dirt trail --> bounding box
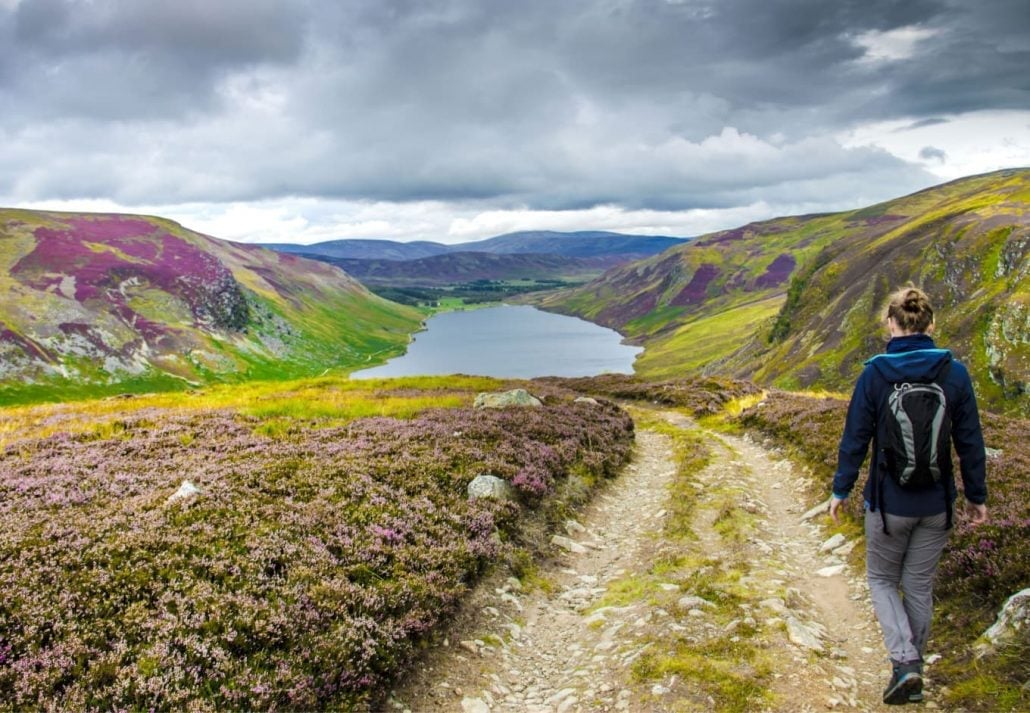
[390,409,942,712]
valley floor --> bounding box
[389,407,941,712]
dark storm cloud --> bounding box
[1,0,304,121]
[0,0,1026,211]
[848,0,1030,118]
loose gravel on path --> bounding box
[390,408,947,712]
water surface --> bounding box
[351,304,641,379]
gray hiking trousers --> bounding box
[864,509,950,664]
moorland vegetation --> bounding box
[0,376,634,710]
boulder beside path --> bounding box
[474,389,543,409]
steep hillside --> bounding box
[534,169,1030,414]
[312,251,621,285]
[0,210,422,402]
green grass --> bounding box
[0,374,504,447]
[633,296,783,379]
[632,642,773,713]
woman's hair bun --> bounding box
[887,286,934,333]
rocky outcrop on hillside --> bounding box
[986,300,1029,397]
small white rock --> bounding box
[816,564,847,578]
[166,480,201,505]
[460,697,490,713]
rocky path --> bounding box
[389,408,946,712]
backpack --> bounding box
[876,360,953,532]
[883,371,952,488]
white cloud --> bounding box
[9,195,851,246]
[850,25,940,64]
[839,110,1030,180]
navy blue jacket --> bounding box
[833,334,987,515]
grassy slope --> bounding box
[0,210,423,404]
[533,169,1030,415]
[759,170,1030,402]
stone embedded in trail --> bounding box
[551,535,588,554]
[786,616,825,652]
[467,474,517,501]
[556,697,578,713]
[820,534,846,552]
[677,595,714,610]
[759,598,788,615]
[565,519,587,535]
[473,388,542,409]
[801,497,832,521]
[460,696,490,713]
[832,539,859,557]
[574,396,600,405]
[546,688,577,707]
[816,564,846,577]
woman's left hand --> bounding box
[829,495,847,522]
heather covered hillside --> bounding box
[0,376,635,710]
[532,169,1029,415]
[0,210,422,403]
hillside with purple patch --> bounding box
[0,210,422,402]
[531,169,1030,415]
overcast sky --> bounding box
[2,0,1028,244]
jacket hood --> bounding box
[866,334,953,383]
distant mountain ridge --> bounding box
[532,169,1030,414]
[0,210,421,402]
[263,230,688,261]
[314,251,622,286]
[261,239,451,261]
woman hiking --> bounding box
[829,286,988,706]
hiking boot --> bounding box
[907,662,925,703]
[883,662,923,705]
